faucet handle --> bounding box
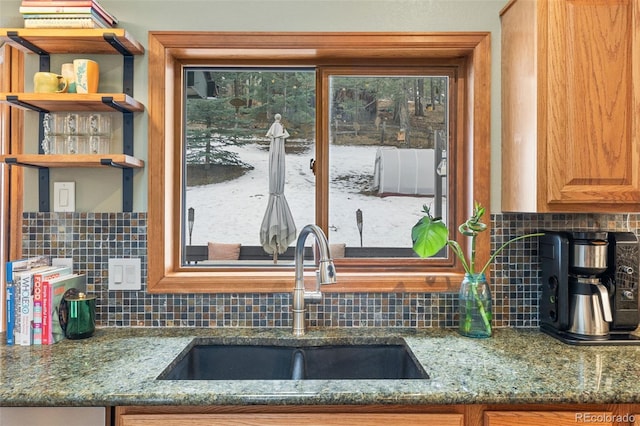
[304,290,323,304]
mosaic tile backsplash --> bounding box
[21,212,640,329]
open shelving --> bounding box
[0,28,145,212]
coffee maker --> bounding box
[539,231,640,344]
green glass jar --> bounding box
[62,292,96,340]
[458,273,492,338]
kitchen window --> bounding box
[147,32,491,294]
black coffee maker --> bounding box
[539,231,640,345]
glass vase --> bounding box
[458,273,492,338]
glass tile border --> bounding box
[21,212,640,329]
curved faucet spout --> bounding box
[292,224,337,336]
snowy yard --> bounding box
[185,143,441,250]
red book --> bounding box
[41,280,51,345]
[32,266,72,344]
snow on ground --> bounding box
[185,143,437,249]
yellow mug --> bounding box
[34,72,68,93]
[73,59,99,94]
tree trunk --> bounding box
[414,79,424,116]
[399,82,410,145]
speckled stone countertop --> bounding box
[2,327,640,407]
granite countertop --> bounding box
[2,327,640,407]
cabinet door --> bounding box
[119,413,463,426]
[485,411,613,426]
[546,0,640,208]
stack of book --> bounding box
[19,0,118,29]
[5,256,87,346]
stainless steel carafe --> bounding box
[568,277,612,337]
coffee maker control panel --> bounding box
[539,233,570,330]
[608,232,640,330]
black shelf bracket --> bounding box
[100,158,127,169]
[122,109,134,212]
[39,168,50,212]
[6,31,50,71]
[3,158,50,212]
[5,95,48,113]
[101,96,132,113]
[122,111,134,156]
[7,31,48,55]
[39,52,50,73]
[122,168,133,212]
[103,33,134,56]
[4,157,44,169]
[122,55,134,97]
[103,33,134,95]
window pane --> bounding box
[328,75,448,256]
[183,69,316,263]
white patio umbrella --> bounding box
[260,114,297,262]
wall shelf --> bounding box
[1,154,144,169]
[0,28,144,55]
[0,93,144,113]
[0,27,145,212]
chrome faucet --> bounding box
[292,224,337,336]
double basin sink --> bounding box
[158,338,429,380]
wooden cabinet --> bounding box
[118,413,463,426]
[0,28,145,212]
[485,410,613,426]
[116,405,640,426]
[501,0,640,212]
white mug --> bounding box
[73,59,100,94]
[61,63,76,93]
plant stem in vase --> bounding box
[459,273,492,338]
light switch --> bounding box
[108,258,141,291]
[53,182,75,212]
[59,188,69,206]
[114,265,123,283]
[125,265,136,283]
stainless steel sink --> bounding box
[157,340,429,380]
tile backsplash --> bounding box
[21,212,640,329]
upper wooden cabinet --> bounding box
[501,0,640,212]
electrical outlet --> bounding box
[108,258,141,291]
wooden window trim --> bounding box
[3,45,25,319]
[147,32,491,294]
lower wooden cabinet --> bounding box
[485,411,613,426]
[115,404,640,426]
[119,413,463,426]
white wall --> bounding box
[0,0,505,212]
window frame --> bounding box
[319,66,460,268]
[147,32,491,294]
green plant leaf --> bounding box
[411,215,449,258]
